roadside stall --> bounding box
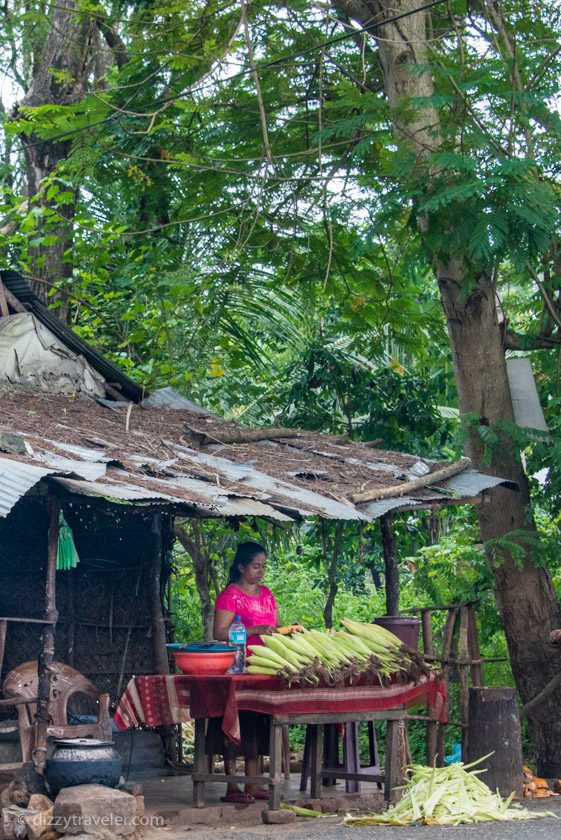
[114,667,446,808]
[0,272,513,813]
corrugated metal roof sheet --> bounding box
[52,476,292,521]
[168,442,364,520]
[0,459,53,517]
[34,453,107,481]
[439,469,517,495]
[142,387,215,415]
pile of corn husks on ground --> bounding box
[344,758,556,826]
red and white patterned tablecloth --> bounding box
[114,672,446,745]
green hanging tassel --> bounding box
[57,513,80,571]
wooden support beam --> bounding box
[3,287,27,314]
[466,604,483,686]
[34,497,60,772]
[421,609,437,766]
[0,617,53,625]
[0,282,9,318]
[380,513,399,615]
[436,607,458,765]
[151,513,170,676]
[0,620,6,683]
[458,606,470,758]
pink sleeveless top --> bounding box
[215,583,278,648]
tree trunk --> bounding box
[173,522,215,641]
[14,0,96,310]
[322,523,343,629]
[334,0,561,772]
[438,264,561,773]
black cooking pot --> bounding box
[45,738,122,795]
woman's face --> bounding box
[239,552,267,586]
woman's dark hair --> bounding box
[228,541,267,584]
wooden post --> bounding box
[193,718,206,807]
[421,609,437,765]
[151,513,170,676]
[466,687,523,797]
[0,281,9,318]
[151,514,178,763]
[436,607,458,766]
[0,619,7,683]
[385,718,401,802]
[323,523,342,629]
[466,604,483,686]
[380,513,399,614]
[66,568,75,668]
[268,720,283,810]
[458,606,470,757]
[34,497,60,772]
[310,724,324,798]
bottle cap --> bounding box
[234,615,241,622]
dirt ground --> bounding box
[141,774,561,840]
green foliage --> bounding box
[3,0,561,762]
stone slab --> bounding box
[53,785,137,836]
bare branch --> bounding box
[241,0,273,164]
[96,16,129,70]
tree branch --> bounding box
[504,329,561,351]
[241,0,273,164]
[96,16,130,70]
[528,263,561,332]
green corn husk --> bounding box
[343,756,557,827]
[246,665,279,675]
[280,803,329,817]
[248,655,296,672]
[247,644,286,665]
[257,620,434,687]
[341,618,402,649]
[263,635,305,666]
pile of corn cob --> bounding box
[246,619,431,687]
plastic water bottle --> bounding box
[228,615,246,673]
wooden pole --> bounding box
[0,619,7,683]
[67,568,75,668]
[150,513,177,764]
[466,604,483,686]
[458,606,470,758]
[323,523,342,629]
[34,496,60,772]
[421,609,437,765]
[436,607,458,766]
[150,513,170,676]
[380,514,399,615]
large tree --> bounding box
[331,0,561,771]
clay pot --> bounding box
[45,738,122,795]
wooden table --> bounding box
[192,707,406,810]
[114,672,446,810]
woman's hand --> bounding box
[250,624,276,636]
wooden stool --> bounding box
[300,721,382,793]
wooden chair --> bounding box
[2,660,111,762]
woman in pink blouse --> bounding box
[211,541,279,803]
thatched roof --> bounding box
[0,385,511,523]
[0,270,514,523]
